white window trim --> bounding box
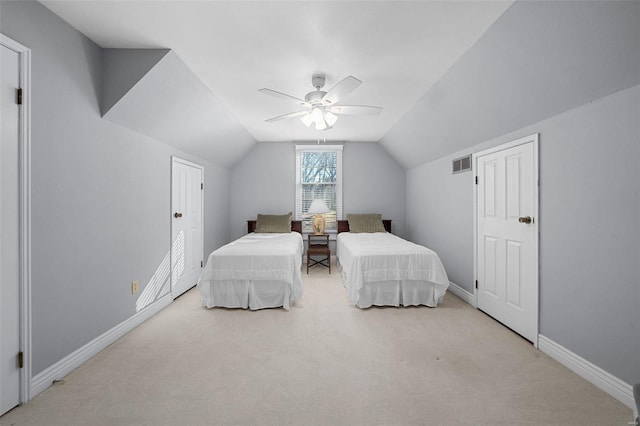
[295,144,343,237]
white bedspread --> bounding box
[337,232,449,307]
[197,232,304,309]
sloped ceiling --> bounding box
[40,1,512,152]
[39,1,639,170]
[102,49,256,168]
[102,48,170,115]
[381,1,640,169]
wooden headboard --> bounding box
[247,220,302,234]
[337,219,392,233]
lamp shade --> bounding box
[307,199,330,214]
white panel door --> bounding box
[476,138,538,343]
[1,43,21,416]
[171,158,203,298]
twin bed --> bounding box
[336,218,449,308]
[196,218,304,310]
[197,213,449,310]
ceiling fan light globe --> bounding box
[315,120,327,131]
[300,114,313,127]
[324,111,338,127]
[310,107,324,123]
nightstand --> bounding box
[307,234,330,274]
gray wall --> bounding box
[537,87,639,385]
[229,142,295,239]
[398,0,640,388]
[407,84,640,387]
[230,142,406,241]
[1,1,230,375]
[406,156,473,289]
[343,143,406,237]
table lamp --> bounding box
[308,199,330,234]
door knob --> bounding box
[518,216,532,224]
[174,212,183,218]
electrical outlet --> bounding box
[131,280,139,294]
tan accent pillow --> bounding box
[347,213,386,233]
[255,212,292,233]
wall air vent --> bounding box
[452,154,472,174]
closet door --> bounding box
[171,157,204,298]
[476,136,539,344]
[1,42,21,416]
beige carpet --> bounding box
[2,261,633,425]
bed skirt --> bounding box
[198,279,294,310]
[354,279,442,308]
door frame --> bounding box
[1,34,32,403]
[472,133,539,348]
[170,156,204,299]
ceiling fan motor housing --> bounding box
[305,90,327,105]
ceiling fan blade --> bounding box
[327,105,382,115]
[265,110,309,122]
[321,76,362,105]
[259,88,308,106]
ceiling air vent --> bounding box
[452,155,472,174]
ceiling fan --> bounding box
[259,74,382,131]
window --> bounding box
[295,145,343,233]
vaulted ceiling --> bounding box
[39,1,638,171]
[40,0,512,164]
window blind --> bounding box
[295,145,343,233]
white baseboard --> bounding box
[446,281,476,307]
[538,335,635,411]
[31,294,172,398]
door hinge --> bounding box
[475,176,478,185]
[17,88,23,105]
[201,260,203,267]
[201,183,203,190]
[475,279,478,289]
[18,351,24,369]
